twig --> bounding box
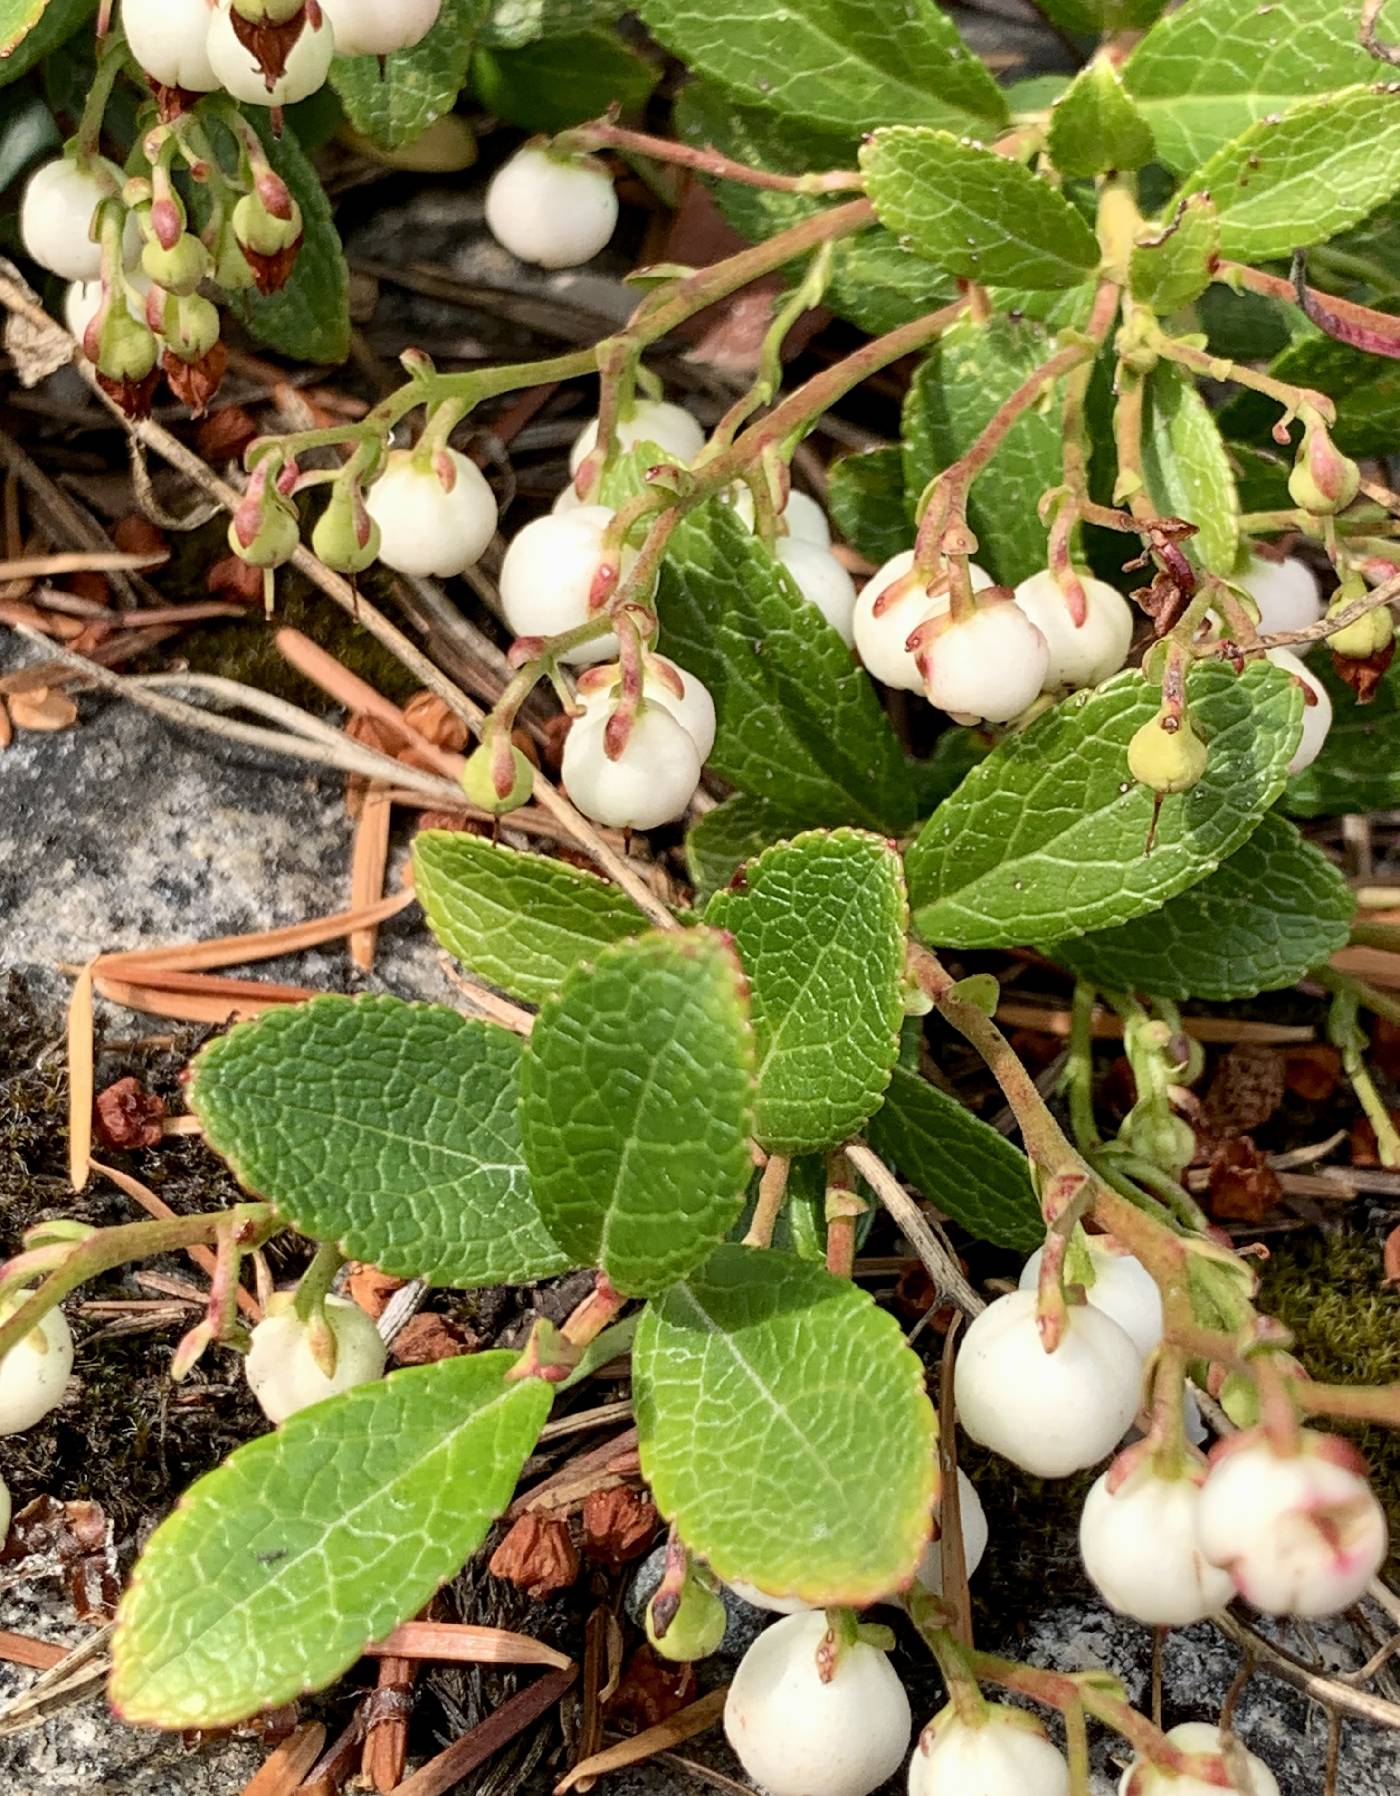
[92,1159,261,1321]
[1211,1612,1400,1730]
[0,550,165,580]
[846,1142,985,1316]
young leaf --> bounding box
[470,28,658,134]
[1185,86,1400,264]
[707,831,907,1156]
[1048,56,1154,179]
[414,831,646,1003]
[685,793,802,903]
[864,1065,1043,1252]
[1129,194,1219,313]
[109,1355,552,1728]
[634,1245,936,1604]
[637,0,1007,136]
[1284,657,1400,817]
[861,127,1099,291]
[1140,363,1239,575]
[332,0,489,151]
[906,660,1303,948]
[655,501,920,832]
[1123,0,1382,174]
[826,446,910,567]
[0,0,91,84]
[189,996,571,1288]
[519,931,755,1295]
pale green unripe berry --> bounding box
[160,290,221,361]
[231,0,303,20]
[1127,714,1208,794]
[461,742,534,815]
[312,485,380,573]
[93,306,159,382]
[231,191,304,258]
[1326,595,1393,660]
[141,232,213,296]
[245,1292,386,1424]
[645,1573,727,1662]
[229,497,301,569]
[1288,417,1359,515]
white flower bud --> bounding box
[122,0,220,90]
[1234,553,1322,639]
[1265,647,1332,774]
[853,550,993,693]
[244,1292,386,1424]
[1018,1238,1163,1360]
[0,1302,74,1434]
[914,1468,989,1595]
[205,1,336,107]
[909,1702,1070,1796]
[569,398,705,474]
[484,144,618,269]
[953,1289,1142,1478]
[562,703,701,829]
[500,505,636,665]
[575,656,716,762]
[1011,569,1134,690]
[1079,1457,1234,1626]
[727,1580,814,1614]
[21,158,133,282]
[318,0,440,56]
[783,488,832,547]
[777,539,858,646]
[1118,1722,1280,1796]
[924,601,1050,725]
[725,1610,912,1796]
[364,448,497,578]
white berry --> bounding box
[1195,1428,1388,1617]
[500,506,634,665]
[1265,647,1332,774]
[727,1581,815,1615]
[0,1301,74,1434]
[853,550,994,693]
[122,0,220,89]
[777,539,859,646]
[784,488,832,547]
[1235,553,1322,638]
[1118,1723,1280,1796]
[484,144,617,269]
[953,1289,1143,1478]
[576,656,716,762]
[65,269,153,345]
[318,0,440,56]
[245,1293,386,1425]
[923,601,1050,725]
[725,1610,911,1796]
[914,1468,989,1596]
[909,1702,1069,1796]
[20,158,127,283]
[569,398,705,475]
[1018,1238,1163,1360]
[1011,569,1134,691]
[562,703,701,829]
[205,1,336,107]
[365,448,497,578]
[1079,1458,1234,1626]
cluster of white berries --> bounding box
[244,1291,386,1424]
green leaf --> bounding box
[470,28,657,133]
[634,1245,936,1604]
[1045,815,1353,1000]
[861,127,1099,290]
[902,315,1071,588]
[1129,194,1220,313]
[636,0,1006,137]
[189,996,571,1288]
[656,501,919,832]
[707,831,907,1156]
[910,724,993,815]
[414,831,646,1003]
[906,660,1303,948]
[1228,442,1293,513]
[332,0,488,151]
[109,1355,552,1728]
[1186,86,1400,264]
[1036,0,1166,33]
[1140,363,1239,575]
[1123,0,1384,174]
[826,446,909,568]
[0,0,90,81]
[1048,56,1154,179]
[864,1066,1043,1252]
[519,931,755,1295]
[480,0,622,48]
[1283,657,1400,816]
[685,794,801,903]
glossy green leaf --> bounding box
[707,831,907,1156]
[1048,56,1154,178]
[634,1245,936,1604]
[1123,0,1383,174]
[685,794,802,903]
[110,1355,552,1727]
[1129,194,1220,313]
[0,0,90,81]
[414,831,646,1003]
[906,661,1303,948]
[332,0,489,150]
[1045,815,1354,1000]
[861,127,1099,291]
[637,0,1006,136]
[826,446,910,567]
[189,996,570,1288]
[519,931,755,1295]
[1036,0,1166,33]
[470,28,657,133]
[480,0,622,47]
[1283,657,1400,816]
[1140,363,1239,575]
[655,501,920,832]
[1228,442,1293,513]
[864,1065,1043,1252]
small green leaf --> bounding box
[826,446,910,568]
[906,661,1303,948]
[332,0,489,150]
[1140,363,1239,575]
[1129,194,1219,313]
[0,0,90,79]
[470,28,657,134]
[1284,656,1400,817]
[864,1066,1043,1252]
[189,996,571,1288]
[1228,442,1293,513]
[634,1245,936,1604]
[708,831,907,1156]
[685,794,802,903]
[109,1355,552,1727]
[1044,815,1354,1000]
[1186,86,1400,263]
[519,931,755,1295]
[480,0,622,48]
[414,831,646,1003]
[1048,56,1154,179]
[861,127,1099,291]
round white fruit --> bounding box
[853,551,994,693]
[725,1610,912,1796]
[1196,1429,1388,1617]
[1079,1460,1234,1626]
[365,448,497,578]
[953,1288,1143,1478]
[205,1,336,107]
[576,656,716,762]
[727,1581,814,1615]
[499,506,633,665]
[484,144,618,269]
[245,1293,386,1425]
[1117,1722,1280,1796]
[1018,1239,1163,1360]
[778,538,858,646]
[317,0,440,56]
[1011,569,1134,691]
[1235,553,1322,638]
[562,703,701,829]
[1265,647,1332,774]
[568,398,705,475]
[0,1301,74,1434]
[123,0,220,89]
[923,602,1050,725]
[914,1468,989,1595]
[20,159,127,282]
[909,1703,1070,1796]
[783,487,831,547]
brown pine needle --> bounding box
[1332,945,1400,991]
[0,1632,67,1672]
[275,627,466,780]
[92,1160,261,1320]
[349,786,392,972]
[555,1687,729,1794]
[94,890,413,978]
[239,1721,326,1796]
[365,1621,572,1670]
[67,961,94,1193]
[91,971,317,1025]
[391,1666,577,1796]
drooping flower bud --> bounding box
[1325,581,1394,661]
[1288,415,1360,515]
[1127,711,1208,794]
[460,740,534,815]
[141,230,212,296]
[228,464,301,568]
[311,480,380,574]
[85,303,161,418]
[157,292,227,414]
[230,183,304,294]
[645,1567,727,1663]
